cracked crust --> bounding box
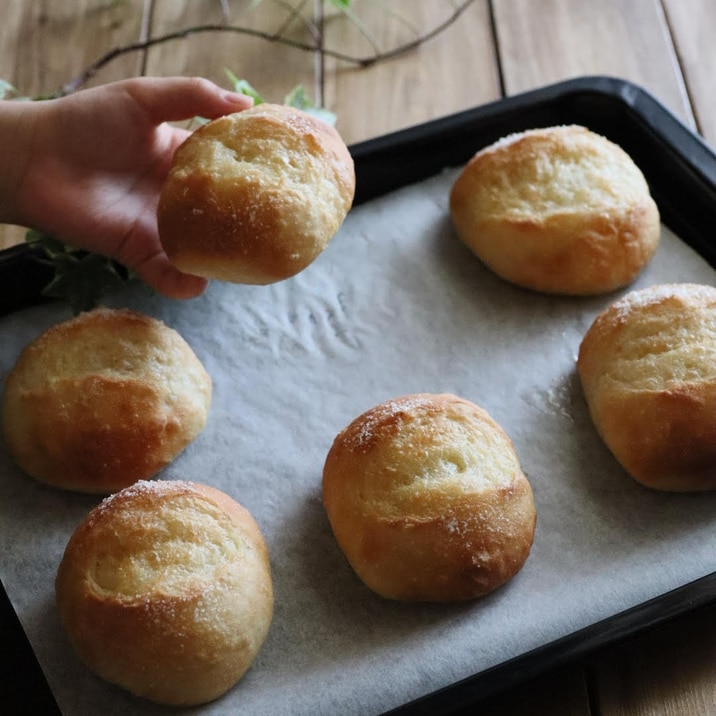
[449,125,660,295]
[2,308,211,493]
[322,393,536,602]
[158,104,355,285]
[55,480,273,705]
[578,283,716,490]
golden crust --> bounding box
[577,283,716,491]
[158,103,355,285]
[322,393,536,602]
[449,125,660,295]
[2,308,211,493]
[55,480,273,706]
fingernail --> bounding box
[223,91,253,107]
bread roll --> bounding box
[577,283,716,491]
[158,103,355,285]
[449,125,660,295]
[55,479,273,706]
[322,393,536,602]
[2,308,211,493]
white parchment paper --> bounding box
[2,167,716,715]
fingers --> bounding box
[115,212,210,300]
[133,251,210,300]
[121,76,253,125]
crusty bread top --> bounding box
[322,393,536,601]
[578,283,716,392]
[158,103,355,285]
[55,479,274,705]
[168,104,354,219]
[325,393,527,519]
[576,283,716,491]
[7,308,207,395]
[60,479,266,599]
[457,125,653,221]
[448,124,661,295]
[2,308,211,493]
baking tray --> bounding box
[2,76,716,714]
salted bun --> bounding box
[2,307,211,493]
[55,480,273,706]
[578,283,716,491]
[449,125,660,295]
[322,393,536,602]
[158,103,356,285]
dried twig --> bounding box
[61,0,477,95]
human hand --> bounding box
[3,77,252,299]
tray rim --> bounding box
[374,76,716,714]
[2,74,716,715]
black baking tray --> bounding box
[2,76,716,714]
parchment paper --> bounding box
[2,167,716,715]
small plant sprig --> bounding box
[225,69,337,126]
[25,230,134,315]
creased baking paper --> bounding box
[1,167,716,715]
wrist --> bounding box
[0,100,41,226]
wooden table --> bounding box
[1,2,715,714]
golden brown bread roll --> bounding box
[157,103,355,285]
[2,308,211,493]
[322,393,536,602]
[55,479,273,706]
[577,283,716,491]
[449,125,660,295]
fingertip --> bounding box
[159,271,210,300]
[135,255,209,300]
[221,90,254,111]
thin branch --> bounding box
[218,0,231,23]
[137,0,153,77]
[313,0,323,107]
[272,0,320,42]
[61,0,478,95]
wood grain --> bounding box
[592,605,716,716]
[1,6,716,715]
[663,0,716,145]
[0,0,146,97]
[492,0,695,128]
[322,0,501,144]
[145,0,318,105]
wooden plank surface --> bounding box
[663,0,716,144]
[493,0,695,127]
[1,0,146,97]
[592,604,716,716]
[1,4,716,715]
[322,0,501,144]
[145,0,318,105]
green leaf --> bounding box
[224,69,265,104]
[326,0,353,8]
[0,79,20,100]
[41,252,126,315]
[283,84,313,110]
[283,84,337,126]
[223,71,336,125]
[25,230,133,314]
